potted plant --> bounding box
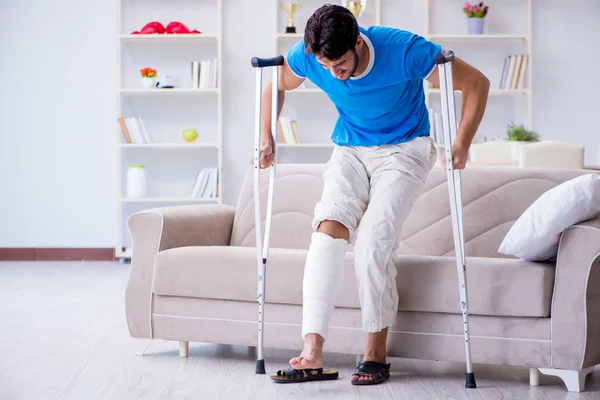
[140,67,157,89]
[463,2,489,34]
[505,122,540,161]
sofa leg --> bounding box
[529,368,540,386]
[179,341,189,358]
[538,366,594,392]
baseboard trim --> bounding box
[0,248,115,261]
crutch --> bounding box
[435,50,477,389]
[250,54,284,375]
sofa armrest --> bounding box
[144,204,237,250]
[550,217,600,370]
[124,204,236,338]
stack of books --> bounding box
[118,117,152,144]
[192,58,218,89]
[428,109,443,145]
[190,167,219,198]
[499,54,528,90]
[277,116,300,144]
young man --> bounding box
[258,4,489,385]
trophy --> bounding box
[280,1,301,34]
[341,0,367,19]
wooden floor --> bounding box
[1,261,600,400]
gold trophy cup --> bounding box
[341,0,367,19]
[280,2,301,34]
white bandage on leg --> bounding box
[301,231,348,341]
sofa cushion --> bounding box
[153,246,555,318]
[229,164,593,259]
[394,255,555,317]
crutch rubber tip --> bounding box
[465,372,476,388]
[255,359,266,374]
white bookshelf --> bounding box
[424,0,533,143]
[116,0,223,260]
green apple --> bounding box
[182,128,199,143]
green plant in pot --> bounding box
[506,122,539,161]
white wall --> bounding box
[0,0,117,247]
[533,0,600,158]
[1,0,599,248]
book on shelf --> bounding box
[277,116,300,144]
[499,54,528,90]
[192,58,218,89]
[190,167,219,198]
[428,108,461,145]
[118,117,152,144]
[428,108,444,145]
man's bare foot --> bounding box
[289,333,324,370]
[352,328,388,383]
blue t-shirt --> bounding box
[286,26,442,147]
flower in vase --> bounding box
[140,67,157,78]
[140,67,157,89]
[463,2,489,18]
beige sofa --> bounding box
[125,163,600,392]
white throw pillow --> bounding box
[498,173,600,261]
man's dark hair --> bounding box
[304,4,359,61]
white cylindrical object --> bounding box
[179,341,189,358]
[127,165,146,198]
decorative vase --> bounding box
[127,165,147,198]
[141,77,155,89]
[467,17,484,34]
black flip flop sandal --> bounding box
[351,360,391,385]
[271,367,339,384]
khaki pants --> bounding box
[302,135,437,339]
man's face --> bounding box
[316,37,363,81]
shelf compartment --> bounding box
[119,34,219,42]
[120,197,220,203]
[428,34,528,41]
[119,143,218,149]
[277,143,334,148]
[276,33,303,39]
[426,88,530,95]
[288,88,324,94]
[119,88,219,95]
